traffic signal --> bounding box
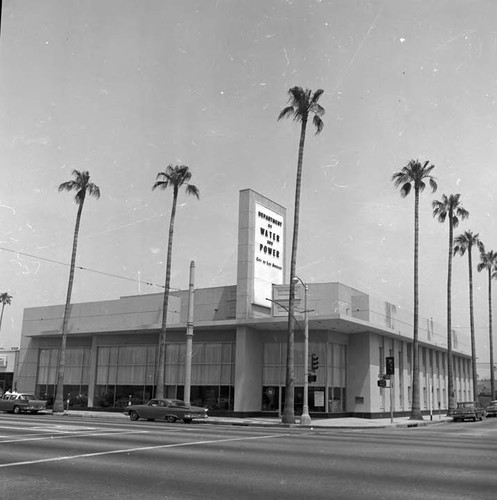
[386,356,395,375]
[311,353,319,371]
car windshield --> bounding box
[457,402,475,408]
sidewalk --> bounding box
[57,410,452,429]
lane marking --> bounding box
[0,429,149,444]
[0,433,289,468]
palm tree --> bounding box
[54,170,100,413]
[278,87,324,424]
[432,194,469,412]
[454,230,483,402]
[477,248,497,400]
[152,165,199,399]
[0,292,13,334]
[392,159,437,420]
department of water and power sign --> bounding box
[253,202,284,305]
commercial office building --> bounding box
[15,189,472,416]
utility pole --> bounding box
[293,276,311,425]
[184,261,195,405]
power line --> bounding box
[0,246,165,289]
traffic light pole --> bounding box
[390,375,394,424]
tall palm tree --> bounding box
[278,86,324,424]
[477,248,497,400]
[392,159,437,420]
[54,170,100,413]
[454,230,482,402]
[0,292,13,334]
[432,194,469,412]
[152,165,199,399]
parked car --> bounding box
[451,401,486,422]
[0,392,47,414]
[123,398,208,423]
[486,400,497,418]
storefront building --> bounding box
[0,348,19,395]
[15,189,472,417]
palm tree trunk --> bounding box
[447,222,455,411]
[282,116,307,424]
[489,270,495,399]
[53,200,84,413]
[0,303,4,333]
[410,188,422,420]
[156,187,178,399]
[468,249,478,401]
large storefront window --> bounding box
[95,345,156,408]
[95,342,235,410]
[262,341,347,414]
[164,342,235,411]
[36,347,91,407]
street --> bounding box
[0,414,495,499]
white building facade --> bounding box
[15,189,472,417]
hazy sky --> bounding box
[1,1,497,377]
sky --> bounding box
[1,0,497,378]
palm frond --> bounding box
[311,89,324,103]
[278,86,325,131]
[313,115,324,134]
[58,181,77,192]
[456,206,469,220]
[392,159,437,198]
[185,184,200,199]
[312,103,325,117]
[0,293,13,305]
[400,182,411,197]
[153,165,199,198]
[59,170,100,206]
[278,106,295,121]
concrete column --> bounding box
[234,326,262,413]
[87,335,97,407]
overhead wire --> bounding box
[0,246,165,289]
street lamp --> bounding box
[293,276,311,425]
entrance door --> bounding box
[262,386,305,415]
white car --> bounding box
[0,392,47,414]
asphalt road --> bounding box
[0,414,495,500]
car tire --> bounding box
[183,418,192,424]
[13,406,21,414]
[165,415,177,423]
[129,410,140,421]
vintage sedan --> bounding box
[451,401,486,422]
[0,392,47,414]
[123,398,208,423]
[486,400,497,418]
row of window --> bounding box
[379,343,473,410]
[36,341,347,412]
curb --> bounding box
[43,411,452,429]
